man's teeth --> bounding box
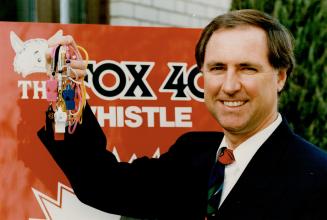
[223,101,244,107]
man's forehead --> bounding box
[213,24,266,35]
[204,26,269,62]
[207,25,268,47]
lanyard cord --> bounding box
[51,45,62,76]
[47,43,88,134]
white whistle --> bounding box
[54,107,67,133]
[58,73,63,91]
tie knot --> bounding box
[218,147,235,165]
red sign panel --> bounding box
[0,22,220,219]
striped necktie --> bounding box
[207,147,235,217]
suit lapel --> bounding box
[217,119,294,218]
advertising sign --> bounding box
[0,22,221,219]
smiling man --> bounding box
[38,9,327,220]
[202,25,287,148]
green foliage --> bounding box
[231,0,327,150]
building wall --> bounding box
[110,0,232,27]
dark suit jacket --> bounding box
[38,103,327,220]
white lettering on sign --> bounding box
[91,106,192,128]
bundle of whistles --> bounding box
[46,44,88,134]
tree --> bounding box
[231,0,327,150]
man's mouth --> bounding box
[223,101,246,107]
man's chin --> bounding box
[219,121,247,134]
[222,126,244,134]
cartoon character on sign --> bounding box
[10,31,48,77]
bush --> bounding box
[231,0,327,150]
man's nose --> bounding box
[221,70,241,95]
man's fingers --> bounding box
[68,60,87,78]
[45,36,75,62]
[45,46,86,68]
[45,32,86,77]
[72,69,87,78]
[48,35,75,47]
[69,60,87,70]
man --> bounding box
[38,9,327,219]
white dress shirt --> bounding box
[218,114,282,207]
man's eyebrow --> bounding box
[238,62,262,69]
[205,61,225,68]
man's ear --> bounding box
[277,68,287,92]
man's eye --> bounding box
[211,66,224,71]
[241,67,257,73]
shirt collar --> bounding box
[218,113,282,169]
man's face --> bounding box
[202,26,287,145]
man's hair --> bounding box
[195,9,295,76]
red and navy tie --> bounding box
[207,147,235,217]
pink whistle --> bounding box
[46,79,58,102]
